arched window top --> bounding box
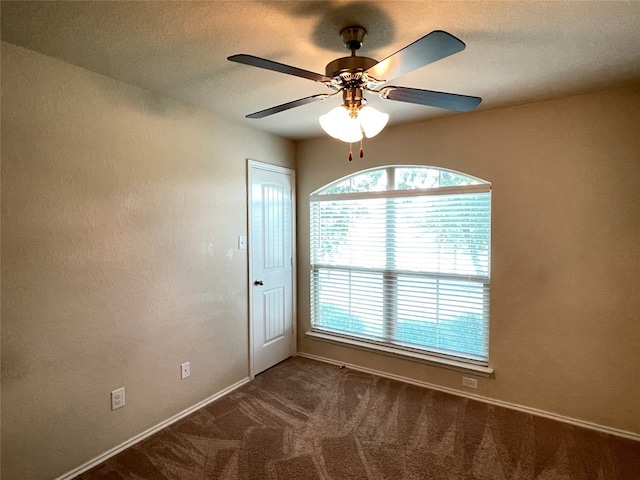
[313,165,489,196]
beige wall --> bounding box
[2,38,639,480]
[296,85,640,435]
[1,42,294,479]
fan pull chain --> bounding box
[347,140,365,161]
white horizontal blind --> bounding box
[310,173,491,365]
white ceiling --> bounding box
[2,1,640,140]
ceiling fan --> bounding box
[228,26,481,156]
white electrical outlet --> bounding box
[462,377,479,389]
[238,235,247,250]
[181,362,190,379]
[111,387,125,410]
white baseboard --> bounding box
[56,377,251,480]
[296,352,640,442]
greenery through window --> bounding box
[310,166,491,365]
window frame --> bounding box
[307,166,493,375]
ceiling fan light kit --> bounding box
[319,104,388,142]
[319,83,389,143]
[228,25,481,160]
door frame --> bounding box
[247,159,297,378]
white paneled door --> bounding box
[248,161,295,376]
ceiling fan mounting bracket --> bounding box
[340,26,367,51]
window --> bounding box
[309,166,491,367]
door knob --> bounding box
[254,280,264,286]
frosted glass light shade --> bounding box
[319,104,389,143]
[358,105,389,138]
[319,106,362,142]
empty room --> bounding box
[1,1,639,479]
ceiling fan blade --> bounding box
[246,94,333,119]
[228,54,332,84]
[367,30,465,82]
[380,86,482,112]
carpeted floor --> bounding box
[77,356,640,479]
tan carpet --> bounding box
[77,356,640,479]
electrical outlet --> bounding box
[111,387,125,410]
[181,362,190,379]
[462,377,478,389]
[238,235,247,250]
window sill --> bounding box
[305,331,494,377]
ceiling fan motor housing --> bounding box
[325,56,378,79]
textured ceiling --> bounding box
[2,1,640,140]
